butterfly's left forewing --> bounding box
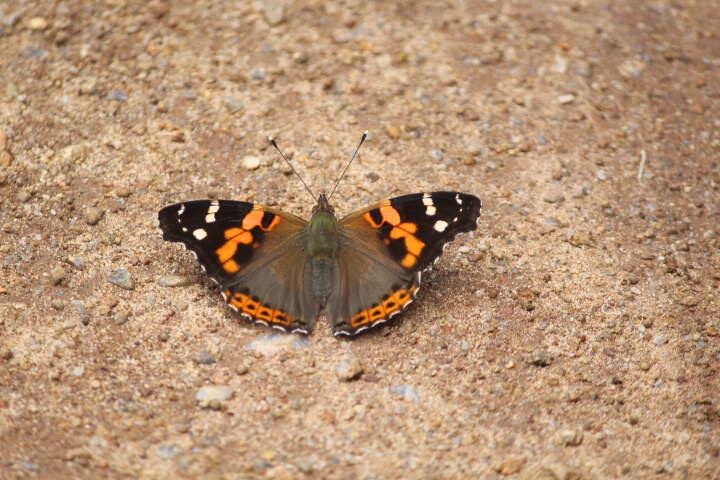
[330,191,482,336]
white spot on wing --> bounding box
[426,205,437,216]
[422,195,434,206]
[433,220,449,232]
[193,228,207,240]
[455,194,462,205]
[205,213,216,223]
[182,227,187,232]
[178,204,185,215]
[208,204,220,214]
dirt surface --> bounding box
[1,0,719,478]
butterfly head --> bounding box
[312,193,335,216]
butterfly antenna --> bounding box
[269,137,317,202]
[328,131,368,201]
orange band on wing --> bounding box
[349,287,417,328]
[229,292,294,326]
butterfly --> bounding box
[158,133,482,336]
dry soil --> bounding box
[1,1,719,479]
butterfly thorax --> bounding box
[307,194,339,304]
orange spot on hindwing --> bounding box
[223,259,240,273]
[401,253,417,268]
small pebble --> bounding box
[569,231,594,247]
[258,0,286,25]
[385,126,401,139]
[49,266,66,285]
[196,385,234,409]
[84,207,105,225]
[543,193,565,204]
[192,350,217,365]
[389,385,420,402]
[366,172,380,183]
[596,170,608,181]
[115,187,133,198]
[0,151,12,167]
[495,457,526,475]
[336,353,364,381]
[66,256,85,270]
[245,333,311,357]
[112,310,130,325]
[571,184,591,198]
[17,191,31,202]
[225,97,244,112]
[653,334,668,346]
[107,269,134,290]
[557,94,575,104]
[529,351,551,367]
[107,90,128,102]
[557,429,583,446]
[157,275,190,287]
[430,149,444,161]
[241,155,261,170]
[27,17,48,30]
[157,445,183,460]
[71,300,86,313]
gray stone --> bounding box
[49,266,66,285]
[192,350,217,365]
[241,155,261,170]
[245,333,311,357]
[108,269,134,290]
[67,256,85,269]
[336,353,363,381]
[157,275,190,287]
[196,385,234,409]
[389,385,420,402]
[84,207,105,225]
[107,90,128,102]
[543,193,565,204]
[157,445,183,459]
[258,0,286,25]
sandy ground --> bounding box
[1,0,719,478]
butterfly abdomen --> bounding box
[307,211,341,304]
[309,257,337,304]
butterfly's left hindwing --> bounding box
[158,200,319,333]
